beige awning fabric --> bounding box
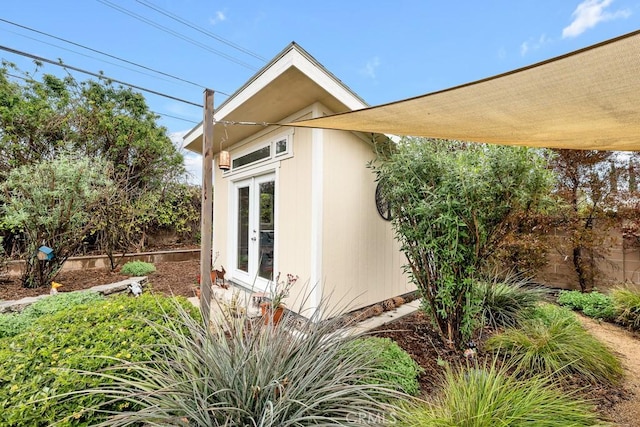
[289,30,640,151]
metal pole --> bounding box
[200,89,214,325]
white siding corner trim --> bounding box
[310,106,323,312]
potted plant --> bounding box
[260,273,298,325]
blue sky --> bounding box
[2,0,639,183]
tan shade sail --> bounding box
[290,30,640,151]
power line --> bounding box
[134,0,267,62]
[5,71,199,124]
[0,18,229,94]
[0,44,204,107]
[156,112,199,124]
[1,27,181,89]
[96,0,259,71]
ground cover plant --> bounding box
[0,290,103,339]
[398,362,603,427]
[120,260,156,276]
[557,289,616,321]
[485,304,622,385]
[0,293,198,426]
[347,337,423,396]
[69,300,406,426]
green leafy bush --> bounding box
[612,287,640,330]
[557,290,616,321]
[398,363,601,427]
[120,260,155,276]
[0,291,104,338]
[474,275,546,330]
[485,304,622,385]
[0,294,199,426]
[69,300,403,426]
[347,337,422,396]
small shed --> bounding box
[184,43,413,316]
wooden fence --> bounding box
[536,227,640,290]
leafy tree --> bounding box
[370,138,553,348]
[0,154,114,288]
[0,237,7,282]
[0,62,184,188]
[549,150,623,292]
[0,62,198,269]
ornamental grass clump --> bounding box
[474,273,546,330]
[398,362,602,427]
[485,304,622,385]
[612,286,640,330]
[71,297,405,426]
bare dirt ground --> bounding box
[0,259,200,301]
[578,315,640,427]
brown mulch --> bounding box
[0,259,200,301]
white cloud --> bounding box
[209,10,227,25]
[359,56,380,79]
[520,34,551,56]
[497,47,507,60]
[183,153,203,185]
[563,0,631,38]
[168,130,202,185]
[169,130,189,150]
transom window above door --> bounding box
[227,133,292,173]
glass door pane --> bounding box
[258,180,275,280]
[237,186,250,272]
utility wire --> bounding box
[135,0,267,62]
[1,27,179,88]
[0,44,204,107]
[0,18,230,94]
[6,72,199,124]
[96,0,259,71]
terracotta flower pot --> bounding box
[260,302,285,325]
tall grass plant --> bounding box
[398,362,603,427]
[485,304,622,385]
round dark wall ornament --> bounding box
[375,182,392,221]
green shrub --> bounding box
[0,294,199,426]
[68,299,403,426]
[398,363,602,427]
[120,260,155,276]
[347,337,422,396]
[486,304,622,385]
[0,291,104,339]
[474,274,546,330]
[557,290,616,321]
[612,287,640,330]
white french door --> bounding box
[231,173,276,289]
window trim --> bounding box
[224,132,293,177]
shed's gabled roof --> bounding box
[183,42,368,154]
[289,30,640,151]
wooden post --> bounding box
[200,89,214,325]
